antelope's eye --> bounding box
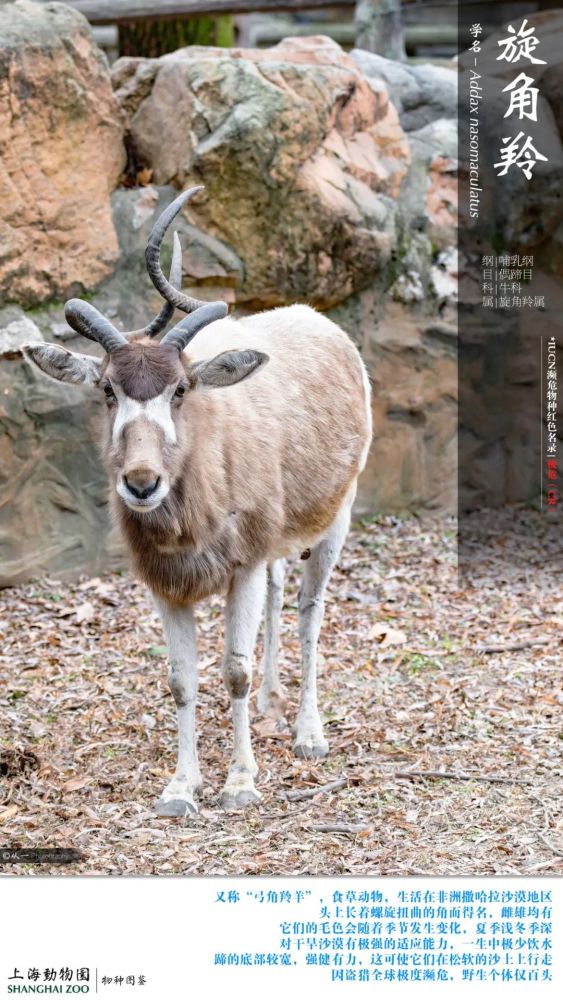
[174,384,185,398]
[103,383,116,401]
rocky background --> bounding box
[0,0,457,584]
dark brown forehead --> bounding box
[106,342,183,401]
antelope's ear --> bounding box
[190,349,269,389]
[22,344,102,386]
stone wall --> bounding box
[0,1,458,584]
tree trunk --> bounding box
[354,0,405,61]
[119,15,234,58]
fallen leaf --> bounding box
[369,623,407,646]
[252,719,290,740]
[62,776,92,793]
[0,805,19,823]
[75,601,96,624]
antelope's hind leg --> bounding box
[220,563,267,811]
[293,501,352,759]
[257,558,287,718]
[153,599,202,817]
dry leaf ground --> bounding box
[0,510,561,876]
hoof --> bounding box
[155,796,197,817]
[293,739,329,760]
[219,787,262,811]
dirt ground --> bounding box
[0,510,561,876]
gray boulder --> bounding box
[351,49,457,131]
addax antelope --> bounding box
[24,188,372,816]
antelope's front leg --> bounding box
[220,564,266,810]
[153,598,202,817]
[257,558,287,718]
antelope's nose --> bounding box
[123,469,161,500]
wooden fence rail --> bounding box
[38,1,357,26]
[34,0,531,28]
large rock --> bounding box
[0,319,113,586]
[0,314,43,359]
[328,294,457,513]
[351,50,457,250]
[402,118,457,250]
[363,311,457,513]
[112,35,410,309]
[351,49,457,132]
[0,0,126,306]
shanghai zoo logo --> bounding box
[6,970,90,995]
[5,969,147,994]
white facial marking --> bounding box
[112,384,177,446]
